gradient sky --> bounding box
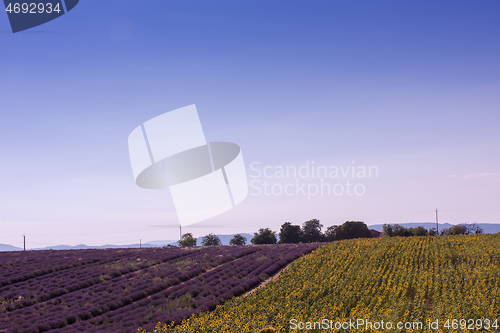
[1,0,499,248]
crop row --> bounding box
[0,247,215,312]
[0,250,124,288]
[0,248,191,288]
[0,246,258,332]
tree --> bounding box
[428,228,437,236]
[324,225,339,242]
[177,233,197,247]
[440,225,465,236]
[465,223,483,235]
[413,226,428,236]
[446,225,468,236]
[334,221,371,240]
[385,224,430,237]
[382,224,394,237]
[201,233,222,246]
[278,222,302,244]
[392,224,412,237]
[229,234,247,246]
[251,228,277,245]
[406,226,428,236]
[301,219,324,243]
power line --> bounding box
[341,210,435,221]
[440,209,500,212]
[436,209,439,235]
[149,224,225,229]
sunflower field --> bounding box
[147,234,500,332]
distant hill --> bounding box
[0,243,23,251]
[0,233,256,252]
[143,240,177,247]
[369,223,500,234]
[30,242,177,250]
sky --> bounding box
[1,0,499,248]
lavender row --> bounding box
[0,248,185,288]
[0,252,113,288]
[1,247,247,326]
[56,244,320,333]
[1,246,261,333]
[0,247,203,312]
[0,249,99,276]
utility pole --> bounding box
[436,209,439,235]
[179,225,182,240]
[23,234,25,251]
[140,239,141,248]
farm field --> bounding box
[158,234,500,333]
[0,243,320,333]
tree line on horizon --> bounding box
[177,219,373,247]
[177,220,485,247]
[382,223,483,237]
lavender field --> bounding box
[0,244,319,332]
